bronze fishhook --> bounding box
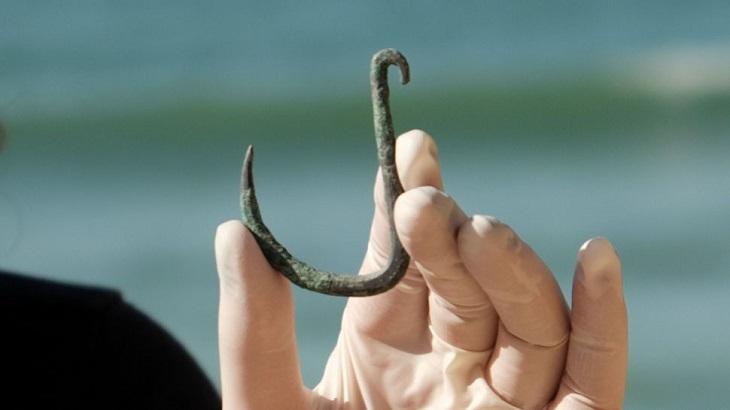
[240,48,410,296]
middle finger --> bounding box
[395,187,499,352]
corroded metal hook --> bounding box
[240,48,410,297]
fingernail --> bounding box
[577,237,623,300]
[215,220,248,296]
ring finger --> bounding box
[458,215,570,410]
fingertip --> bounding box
[215,219,280,297]
[215,220,246,276]
[395,185,447,215]
[397,129,439,159]
[576,237,623,299]
[394,186,457,251]
[395,129,442,190]
[578,237,619,265]
[215,219,245,253]
[371,129,440,211]
[393,186,471,270]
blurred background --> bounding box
[1,1,729,408]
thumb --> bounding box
[215,220,308,409]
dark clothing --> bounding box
[0,271,220,410]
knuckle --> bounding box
[468,215,520,252]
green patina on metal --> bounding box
[240,48,411,296]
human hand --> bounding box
[215,130,628,409]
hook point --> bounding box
[242,145,255,192]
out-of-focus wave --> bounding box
[630,43,730,96]
[9,52,730,148]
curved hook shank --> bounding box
[240,49,411,297]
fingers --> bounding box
[394,187,498,351]
[550,238,628,410]
[215,220,307,409]
[458,216,570,410]
[345,130,440,349]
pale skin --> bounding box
[215,130,628,409]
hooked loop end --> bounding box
[372,48,410,85]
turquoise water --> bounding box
[2,2,730,408]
